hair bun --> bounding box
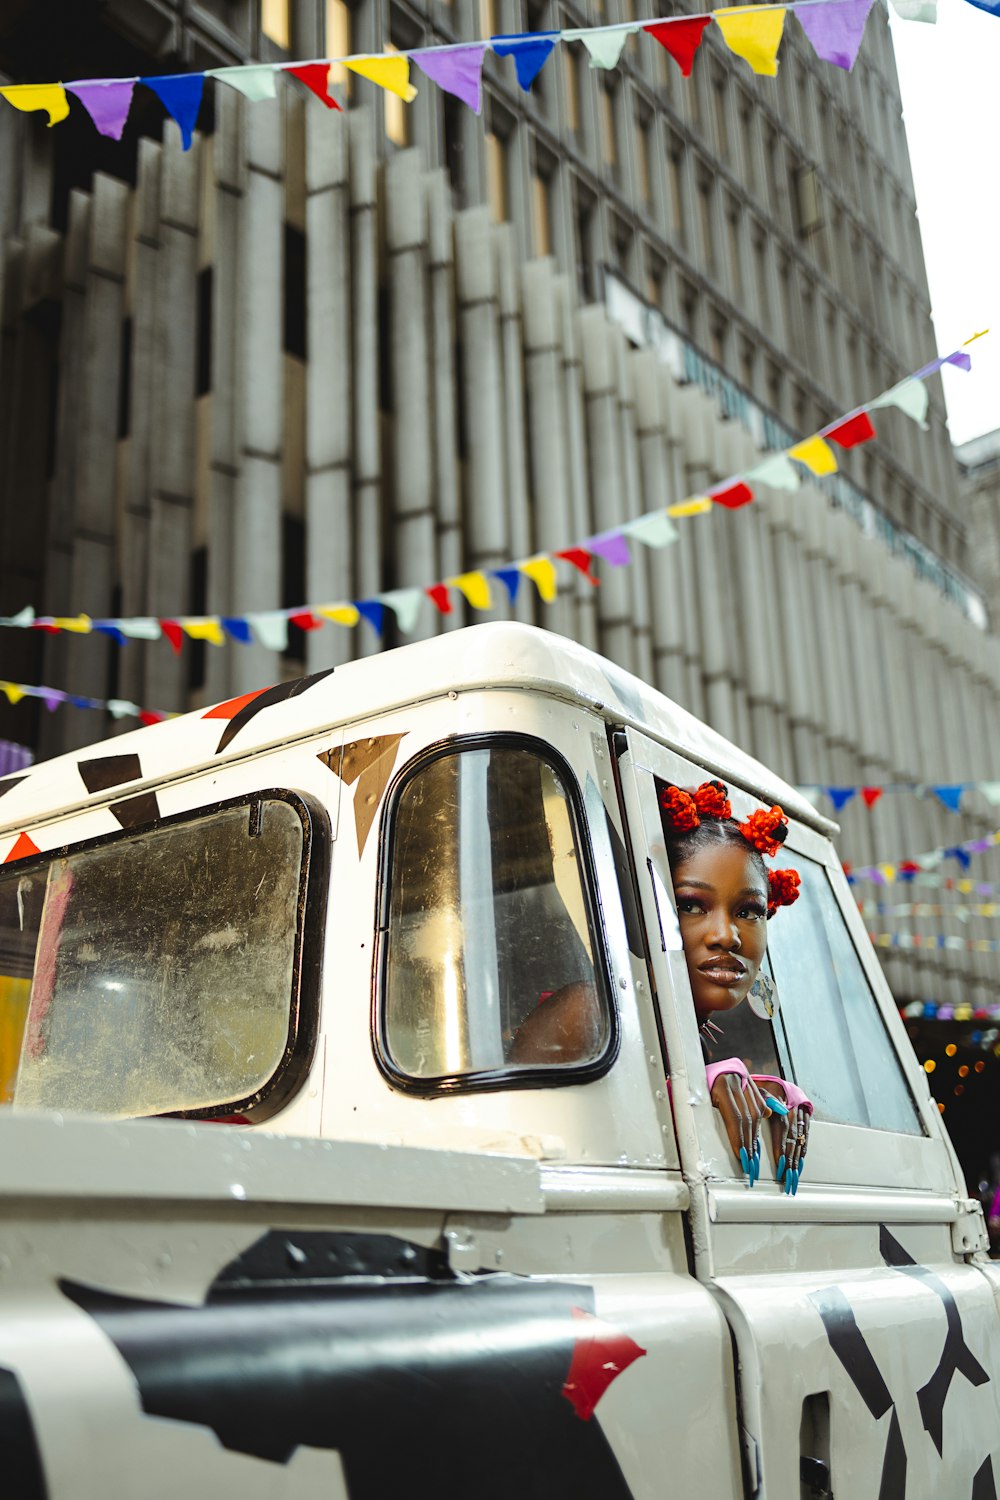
[692,780,732,819]
[767,867,801,917]
[738,805,789,858]
[659,785,700,831]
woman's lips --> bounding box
[698,961,747,987]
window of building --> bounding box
[794,165,822,238]
[600,82,617,169]
[713,80,729,160]
[635,113,651,205]
[1,796,317,1118]
[563,45,581,135]
[764,852,923,1133]
[667,146,684,238]
[380,742,611,1086]
[697,176,714,265]
[532,172,552,256]
[325,0,350,88]
[262,0,290,48]
[726,205,742,301]
[485,131,509,223]
[384,43,411,147]
[575,184,597,300]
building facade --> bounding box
[1,0,999,1024]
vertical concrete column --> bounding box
[578,309,634,675]
[145,132,200,712]
[231,95,285,692]
[350,108,382,658]
[456,209,511,617]
[558,276,598,652]
[494,223,532,627]
[616,336,654,686]
[427,170,462,633]
[633,355,685,705]
[303,85,354,671]
[522,257,574,640]
[386,148,437,628]
[203,87,245,704]
[61,175,129,751]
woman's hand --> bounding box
[758,1080,811,1194]
[709,1071,773,1186]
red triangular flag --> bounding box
[556,548,600,586]
[288,610,324,631]
[643,17,712,76]
[160,620,184,654]
[861,786,883,808]
[4,832,39,863]
[426,583,453,615]
[711,481,754,510]
[285,63,342,110]
[826,411,876,450]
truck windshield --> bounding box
[0,798,305,1117]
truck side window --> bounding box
[766,854,923,1134]
[0,797,312,1118]
[381,743,611,1085]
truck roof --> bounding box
[0,623,835,837]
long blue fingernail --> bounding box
[763,1094,789,1116]
[740,1147,750,1175]
[785,1172,793,1195]
[776,1154,786,1181]
[792,1170,799,1196]
[754,1138,761,1161]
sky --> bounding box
[889,0,1000,448]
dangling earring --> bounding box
[748,973,777,1020]
[699,1017,725,1045]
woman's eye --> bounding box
[738,904,766,921]
[676,897,705,915]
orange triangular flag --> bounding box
[4,832,40,863]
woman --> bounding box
[660,780,812,1193]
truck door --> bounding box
[615,728,1000,1500]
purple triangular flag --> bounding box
[946,350,972,372]
[144,72,205,151]
[412,45,487,114]
[40,689,65,712]
[796,0,875,70]
[586,533,632,567]
[491,33,559,91]
[66,78,136,140]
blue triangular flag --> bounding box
[945,845,972,870]
[492,567,522,602]
[144,72,206,150]
[931,784,964,812]
[222,616,254,644]
[491,33,559,90]
[356,600,385,636]
[963,0,1000,15]
[92,623,129,645]
[827,787,857,812]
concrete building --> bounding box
[0,0,999,1017]
[961,428,1000,627]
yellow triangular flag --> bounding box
[519,557,558,603]
[877,863,896,886]
[963,328,989,346]
[318,603,361,626]
[667,496,713,518]
[957,878,974,894]
[181,618,225,646]
[52,614,92,633]
[714,7,787,76]
[0,82,70,126]
[449,572,492,610]
[787,434,838,477]
[1,684,26,706]
[343,55,417,102]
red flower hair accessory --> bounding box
[739,805,789,859]
[659,785,700,831]
[692,780,732,820]
[767,867,801,918]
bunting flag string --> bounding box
[0,679,171,726]
[0,333,983,655]
[871,931,1000,956]
[845,828,1000,887]
[0,0,963,149]
[899,998,1000,1032]
[799,780,1000,813]
[859,899,1000,918]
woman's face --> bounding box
[672,842,768,1019]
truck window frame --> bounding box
[373,732,620,1096]
[1,788,329,1123]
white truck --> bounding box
[0,622,996,1500]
